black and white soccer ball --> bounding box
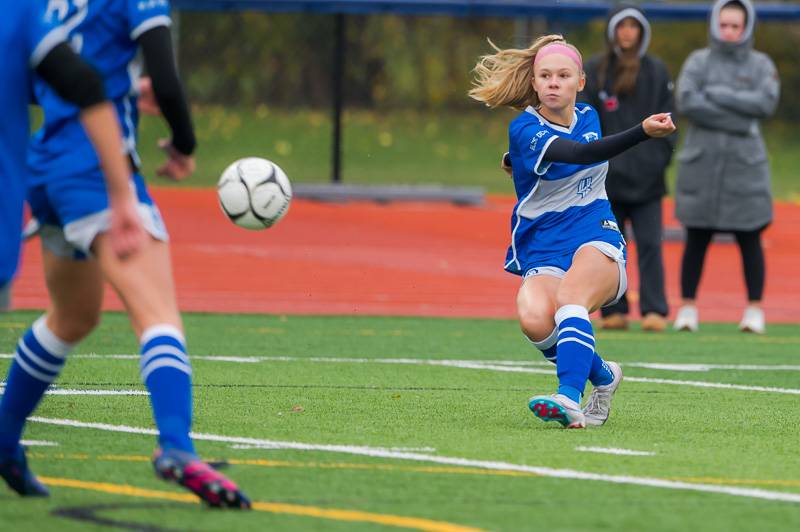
[217,157,292,230]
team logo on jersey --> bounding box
[582,132,599,142]
[530,130,548,151]
[601,219,620,232]
[576,176,593,198]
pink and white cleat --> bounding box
[153,448,251,509]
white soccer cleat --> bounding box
[673,305,699,332]
[528,394,585,428]
[583,361,623,427]
[739,306,765,334]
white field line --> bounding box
[242,357,800,395]
[230,444,438,453]
[0,387,148,396]
[20,440,59,447]
[28,416,800,505]
[575,446,655,457]
[429,363,800,396]
[623,362,800,372]
[3,353,800,372]
[4,354,800,395]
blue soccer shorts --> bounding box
[27,170,168,259]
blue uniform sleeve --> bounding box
[128,0,172,40]
[28,2,68,68]
[512,122,558,177]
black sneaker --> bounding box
[0,446,49,497]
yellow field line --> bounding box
[38,476,486,532]
[31,452,537,478]
[227,458,538,478]
[40,476,196,502]
[31,452,800,489]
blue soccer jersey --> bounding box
[504,103,623,276]
[0,1,66,283]
[28,0,172,185]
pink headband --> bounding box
[533,43,583,71]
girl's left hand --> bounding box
[642,113,676,138]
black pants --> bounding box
[680,226,765,302]
[602,198,668,317]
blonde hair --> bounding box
[469,35,583,110]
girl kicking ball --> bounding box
[469,35,675,428]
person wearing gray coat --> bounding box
[673,0,779,334]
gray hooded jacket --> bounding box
[675,0,780,231]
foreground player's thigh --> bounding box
[93,234,181,337]
[41,248,104,343]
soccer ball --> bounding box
[217,157,292,230]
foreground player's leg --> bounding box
[0,317,74,496]
[0,247,103,496]
[140,324,195,454]
[96,234,250,508]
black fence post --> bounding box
[331,13,346,183]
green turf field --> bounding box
[1,311,799,531]
[136,106,800,201]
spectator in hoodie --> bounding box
[580,4,675,332]
[673,0,779,334]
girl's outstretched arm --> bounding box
[543,113,675,165]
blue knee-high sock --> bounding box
[140,325,195,454]
[531,323,613,385]
[554,305,605,404]
[530,328,558,365]
[588,353,614,387]
[0,317,72,456]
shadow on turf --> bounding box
[52,502,191,531]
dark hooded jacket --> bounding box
[579,4,675,204]
[674,0,779,231]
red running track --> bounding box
[10,188,800,323]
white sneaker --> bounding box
[528,394,585,428]
[739,306,765,334]
[673,305,699,332]
[583,361,623,427]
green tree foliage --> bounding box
[177,11,800,118]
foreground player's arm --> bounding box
[36,43,145,258]
[542,113,676,165]
[138,26,196,180]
